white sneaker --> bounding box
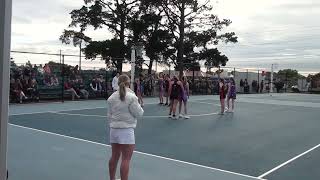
[168,115,172,118]
[172,115,178,120]
[184,115,190,119]
[179,114,184,118]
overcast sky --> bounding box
[11,0,320,75]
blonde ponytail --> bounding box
[118,75,130,101]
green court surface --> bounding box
[8,94,320,180]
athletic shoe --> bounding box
[179,114,184,118]
[172,115,178,120]
[165,103,168,106]
[168,115,172,118]
[184,115,190,119]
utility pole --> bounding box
[270,64,274,93]
[130,46,135,90]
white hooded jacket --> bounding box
[107,88,144,128]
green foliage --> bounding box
[61,0,141,72]
[60,0,237,74]
[277,69,305,79]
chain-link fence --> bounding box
[10,51,117,103]
[10,50,316,103]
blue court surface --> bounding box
[8,93,320,180]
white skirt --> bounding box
[110,128,135,145]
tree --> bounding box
[277,69,305,88]
[128,3,174,75]
[143,0,237,77]
[60,0,141,72]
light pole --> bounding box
[130,43,143,90]
[130,46,136,90]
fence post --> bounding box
[0,0,11,179]
[61,55,65,102]
[192,69,195,95]
[105,66,108,99]
[258,69,260,93]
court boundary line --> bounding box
[258,143,320,178]
[10,123,265,180]
[9,98,220,116]
[53,112,220,118]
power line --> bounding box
[10,50,126,60]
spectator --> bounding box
[90,78,103,97]
[10,78,17,102]
[252,80,258,93]
[14,79,27,103]
[244,79,249,94]
[26,79,39,101]
[64,79,80,100]
[74,79,89,99]
[43,75,52,87]
[51,74,59,86]
[260,80,264,93]
[164,74,170,106]
[240,79,244,93]
[43,64,51,74]
[112,72,120,91]
[73,65,80,75]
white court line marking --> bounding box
[9,123,264,180]
[9,98,217,116]
[54,112,220,118]
[192,101,220,106]
[54,112,107,118]
[258,143,320,178]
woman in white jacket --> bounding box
[107,74,144,180]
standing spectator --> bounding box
[260,80,264,93]
[150,74,155,96]
[107,75,144,180]
[240,79,244,93]
[219,79,227,115]
[158,73,164,105]
[112,72,120,91]
[244,79,249,93]
[164,74,170,106]
[252,80,257,93]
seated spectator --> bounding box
[74,79,89,99]
[26,79,39,101]
[51,75,59,86]
[90,78,103,97]
[43,75,52,87]
[10,78,17,102]
[64,80,80,100]
[13,79,28,103]
[43,64,51,75]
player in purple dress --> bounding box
[227,78,237,113]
